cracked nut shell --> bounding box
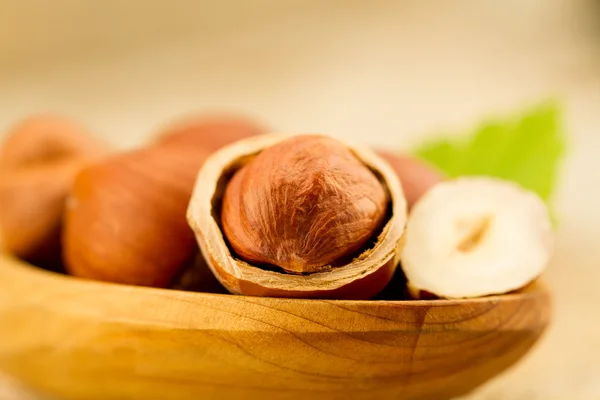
[187,134,407,299]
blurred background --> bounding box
[1,0,599,399]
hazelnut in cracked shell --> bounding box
[187,134,408,299]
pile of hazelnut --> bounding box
[0,114,553,300]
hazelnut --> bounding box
[222,135,389,274]
[154,113,267,152]
[0,115,108,267]
[401,177,553,298]
[63,146,209,287]
[188,134,408,299]
[377,151,444,210]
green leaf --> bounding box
[413,102,566,206]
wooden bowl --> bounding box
[0,254,550,400]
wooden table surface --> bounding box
[1,1,599,398]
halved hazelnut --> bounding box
[401,177,554,298]
[187,134,407,299]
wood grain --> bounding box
[0,254,550,400]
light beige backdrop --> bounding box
[1,1,599,399]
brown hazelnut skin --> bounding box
[221,135,389,274]
[376,151,444,210]
[63,146,209,287]
[0,115,108,268]
[154,113,267,152]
